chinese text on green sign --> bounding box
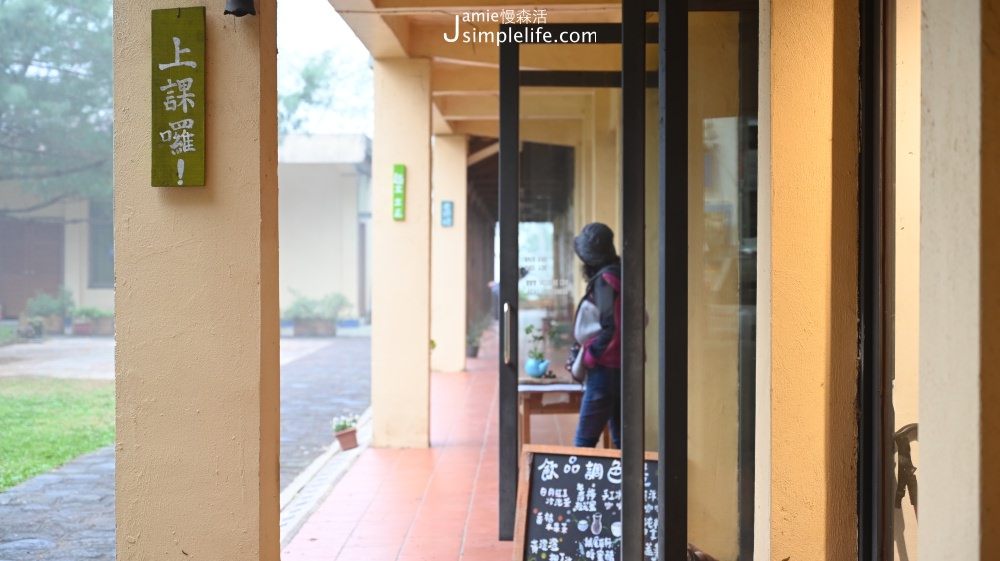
[151,7,206,187]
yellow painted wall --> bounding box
[370,58,432,447]
[592,89,620,236]
[431,134,468,372]
[113,2,280,559]
[769,1,859,559]
[983,0,1000,555]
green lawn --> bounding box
[0,377,115,491]
[0,325,16,346]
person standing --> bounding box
[567,222,622,449]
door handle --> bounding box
[503,302,511,365]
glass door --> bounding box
[497,6,759,560]
[655,5,759,560]
[497,25,627,541]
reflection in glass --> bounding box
[890,0,920,558]
[684,11,755,560]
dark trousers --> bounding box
[574,365,622,448]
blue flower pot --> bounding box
[525,358,550,378]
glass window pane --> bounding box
[686,11,754,560]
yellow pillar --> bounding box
[114,2,279,560]
[371,58,432,448]
[431,134,469,372]
[768,0,859,558]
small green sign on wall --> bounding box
[151,7,206,186]
[391,164,407,221]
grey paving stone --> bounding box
[0,336,371,561]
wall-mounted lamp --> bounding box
[224,0,256,16]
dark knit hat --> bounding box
[573,222,617,267]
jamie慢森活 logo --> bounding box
[443,9,597,45]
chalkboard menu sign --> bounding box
[514,445,660,561]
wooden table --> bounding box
[517,380,610,449]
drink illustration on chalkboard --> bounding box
[590,512,602,535]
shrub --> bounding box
[73,307,113,321]
[283,290,351,321]
[25,288,74,318]
[16,318,44,339]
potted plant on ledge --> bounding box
[332,413,360,451]
[523,324,549,378]
[73,307,114,336]
[25,288,74,335]
[284,290,351,337]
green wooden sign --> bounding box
[151,7,206,186]
[392,164,407,221]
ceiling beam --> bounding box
[433,64,498,95]
[450,120,580,146]
[431,101,453,135]
[437,93,591,121]
[467,141,499,166]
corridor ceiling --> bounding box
[327,0,622,140]
[327,1,625,222]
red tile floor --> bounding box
[282,328,580,560]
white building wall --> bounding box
[277,162,362,319]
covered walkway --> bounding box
[282,327,576,560]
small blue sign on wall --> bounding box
[441,200,454,227]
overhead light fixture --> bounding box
[224,0,256,17]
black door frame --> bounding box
[859,0,891,558]
[496,15,681,553]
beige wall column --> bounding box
[768,0,859,559]
[431,134,468,372]
[920,0,983,557]
[114,2,279,560]
[371,58,432,448]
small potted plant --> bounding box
[523,324,549,378]
[331,413,360,451]
[72,307,114,336]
